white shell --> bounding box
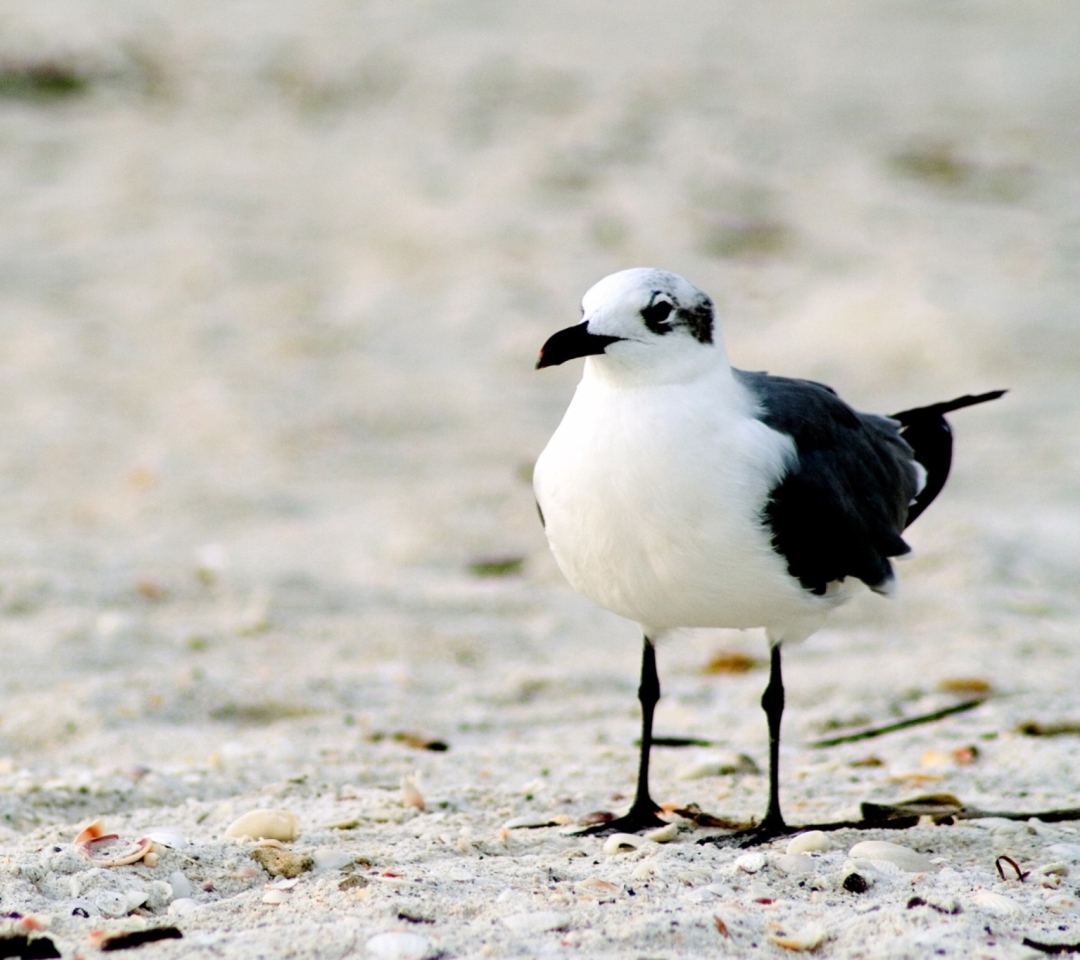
[168,871,193,900]
[261,888,292,904]
[772,853,815,875]
[225,809,299,842]
[144,828,187,849]
[970,890,1024,917]
[676,752,759,780]
[365,932,433,960]
[787,831,830,855]
[167,898,198,916]
[503,911,571,934]
[400,774,425,810]
[768,923,829,951]
[847,840,936,873]
[312,847,354,871]
[94,891,128,918]
[602,833,644,855]
[643,823,679,843]
[732,852,767,873]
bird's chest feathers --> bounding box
[535,376,795,626]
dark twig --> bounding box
[1022,937,1080,955]
[996,855,1029,882]
[808,699,986,747]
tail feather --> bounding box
[891,389,1006,528]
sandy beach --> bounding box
[0,1,1078,956]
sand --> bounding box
[0,1,1078,956]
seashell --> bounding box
[602,833,645,855]
[144,828,186,849]
[94,891,128,918]
[677,752,760,780]
[365,931,432,960]
[89,837,154,868]
[772,854,814,876]
[502,911,571,934]
[225,809,299,842]
[312,847,354,872]
[575,878,620,899]
[848,840,936,873]
[400,774,425,810]
[768,923,829,951]
[261,888,291,904]
[787,831,830,855]
[732,852,766,874]
[266,877,300,890]
[74,819,116,851]
[970,890,1023,917]
[167,898,198,916]
[142,852,159,868]
[168,871,193,900]
[644,823,679,843]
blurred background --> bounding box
[0,0,1077,819]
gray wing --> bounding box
[734,369,920,596]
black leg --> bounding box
[699,643,793,847]
[759,643,787,834]
[578,636,668,835]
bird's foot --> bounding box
[697,816,794,848]
[575,803,668,837]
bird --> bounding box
[532,267,1004,844]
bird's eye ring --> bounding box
[641,298,675,327]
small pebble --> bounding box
[225,809,300,842]
[502,911,571,934]
[787,831,830,855]
[848,840,936,873]
[842,872,869,893]
[602,833,644,855]
[252,847,314,878]
[365,931,432,960]
[732,852,766,874]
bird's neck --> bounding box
[582,345,733,391]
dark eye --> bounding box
[641,299,674,327]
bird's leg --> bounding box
[758,642,788,835]
[699,643,793,847]
[578,636,667,835]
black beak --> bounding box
[536,322,624,369]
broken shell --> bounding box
[74,820,155,867]
[401,774,425,810]
[144,828,187,849]
[644,823,679,843]
[365,931,432,960]
[261,888,292,905]
[74,819,116,850]
[768,923,829,952]
[848,840,936,873]
[787,831,830,855]
[225,809,299,842]
[732,852,766,874]
[601,833,644,855]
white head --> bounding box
[537,268,726,383]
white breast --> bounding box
[534,363,842,640]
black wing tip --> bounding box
[891,388,1008,424]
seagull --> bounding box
[533,267,1004,844]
